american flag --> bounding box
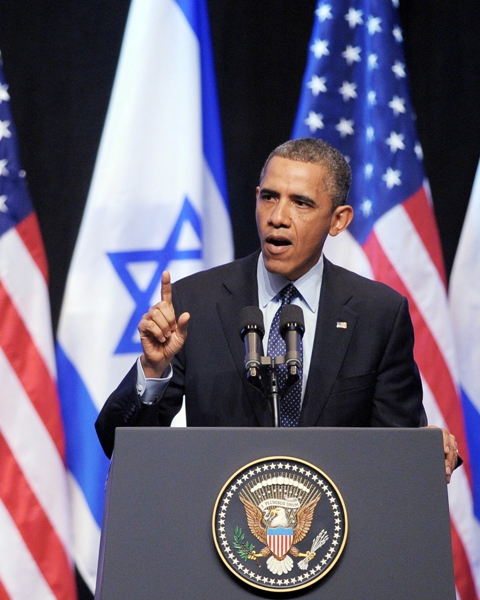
[292,1,480,597]
[0,57,76,598]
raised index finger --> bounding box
[161,270,173,306]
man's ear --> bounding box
[329,205,354,237]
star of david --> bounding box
[107,197,202,354]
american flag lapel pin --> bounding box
[336,321,347,329]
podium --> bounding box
[95,427,455,599]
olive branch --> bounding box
[233,526,259,566]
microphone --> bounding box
[280,304,305,383]
[239,306,265,387]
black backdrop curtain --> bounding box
[0,1,479,597]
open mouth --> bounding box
[265,236,291,247]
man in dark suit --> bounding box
[95,138,459,480]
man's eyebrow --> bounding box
[258,188,316,206]
[291,193,316,206]
[258,187,280,197]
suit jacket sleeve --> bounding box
[369,295,426,427]
[95,362,183,459]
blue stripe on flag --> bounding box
[460,387,480,520]
[56,343,110,527]
[175,0,229,208]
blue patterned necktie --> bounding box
[267,284,303,427]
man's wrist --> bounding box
[136,357,173,405]
[140,353,171,379]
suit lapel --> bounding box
[215,252,273,426]
[299,259,359,426]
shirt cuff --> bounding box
[135,357,172,405]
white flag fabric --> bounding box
[0,59,76,599]
[56,0,233,591]
[450,159,480,596]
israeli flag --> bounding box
[56,0,233,591]
[449,159,480,585]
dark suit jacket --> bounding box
[95,252,426,457]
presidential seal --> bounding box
[212,456,348,592]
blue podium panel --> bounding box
[95,427,455,599]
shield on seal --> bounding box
[267,527,294,558]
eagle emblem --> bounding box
[213,457,348,592]
[240,494,320,574]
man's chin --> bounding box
[262,255,296,280]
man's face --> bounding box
[256,156,344,281]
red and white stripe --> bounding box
[0,214,76,599]
[267,532,293,558]
[326,185,480,599]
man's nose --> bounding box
[268,198,291,226]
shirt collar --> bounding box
[257,253,324,314]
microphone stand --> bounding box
[264,355,299,428]
[245,354,301,428]
[269,364,280,428]
[246,355,284,427]
[266,357,284,428]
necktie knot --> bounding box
[279,283,298,307]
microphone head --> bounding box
[280,304,305,337]
[239,306,265,340]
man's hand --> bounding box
[424,425,459,484]
[138,271,190,378]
